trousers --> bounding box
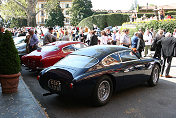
[161,56,173,76]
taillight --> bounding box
[37,75,40,80]
[70,83,73,89]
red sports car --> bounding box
[22,41,87,70]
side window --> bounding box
[102,54,120,66]
[119,51,138,62]
[62,45,75,53]
[73,43,87,50]
[20,39,25,43]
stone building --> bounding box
[36,0,72,26]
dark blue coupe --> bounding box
[38,45,161,106]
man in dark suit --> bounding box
[157,32,176,78]
[90,31,98,46]
[153,30,164,59]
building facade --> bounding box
[36,0,72,26]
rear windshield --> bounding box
[13,37,25,45]
[41,46,59,52]
[55,55,99,68]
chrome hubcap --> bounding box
[98,80,110,102]
[153,68,159,83]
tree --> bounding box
[70,0,93,26]
[130,0,138,10]
[0,0,58,27]
[45,5,64,27]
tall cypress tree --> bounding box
[45,5,64,27]
[70,0,93,26]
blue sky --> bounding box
[91,0,176,10]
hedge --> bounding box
[136,19,176,33]
[78,13,130,30]
[165,11,176,15]
[136,13,154,18]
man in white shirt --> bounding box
[144,29,153,57]
[120,29,130,48]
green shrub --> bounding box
[166,11,176,15]
[0,30,21,75]
[121,27,137,37]
[93,11,108,15]
[172,15,176,19]
[137,13,154,18]
[78,13,129,30]
[136,19,176,33]
[106,14,129,26]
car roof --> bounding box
[71,45,131,60]
[46,41,83,47]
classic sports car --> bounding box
[22,41,87,70]
[38,45,161,106]
[14,36,27,57]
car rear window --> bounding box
[41,46,59,51]
[55,55,99,68]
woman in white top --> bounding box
[100,31,108,45]
[116,29,121,45]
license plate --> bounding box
[48,79,61,91]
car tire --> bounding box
[148,64,160,87]
[92,75,113,106]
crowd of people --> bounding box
[1,25,176,78]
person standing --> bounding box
[160,8,165,20]
[29,30,39,53]
[157,32,176,78]
[90,31,98,46]
[112,30,117,45]
[136,33,145,58]
[79,30,85,43]
[43,27,56,45]
[144,29,153,57]
[173,29,176,38]
[116,29,121,45]
[150,28,156,39]
[120,29,131,48]
[86,31,92,46]
[153,30,164,59]
[25,29,31,54]
[100,31,108,45]
[62,31,70,41]
[131,32,138,51]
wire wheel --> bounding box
[97,80,111,102]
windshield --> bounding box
[41,46,59,52]
[55,55,99,68]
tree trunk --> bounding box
[27,13,36,27]
[26,0,37,27]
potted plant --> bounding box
[0,30,21,93]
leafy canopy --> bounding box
[45,6,64,27]
[70,0,93,26]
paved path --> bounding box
[0,76,48,118]
[21,57,176,118]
